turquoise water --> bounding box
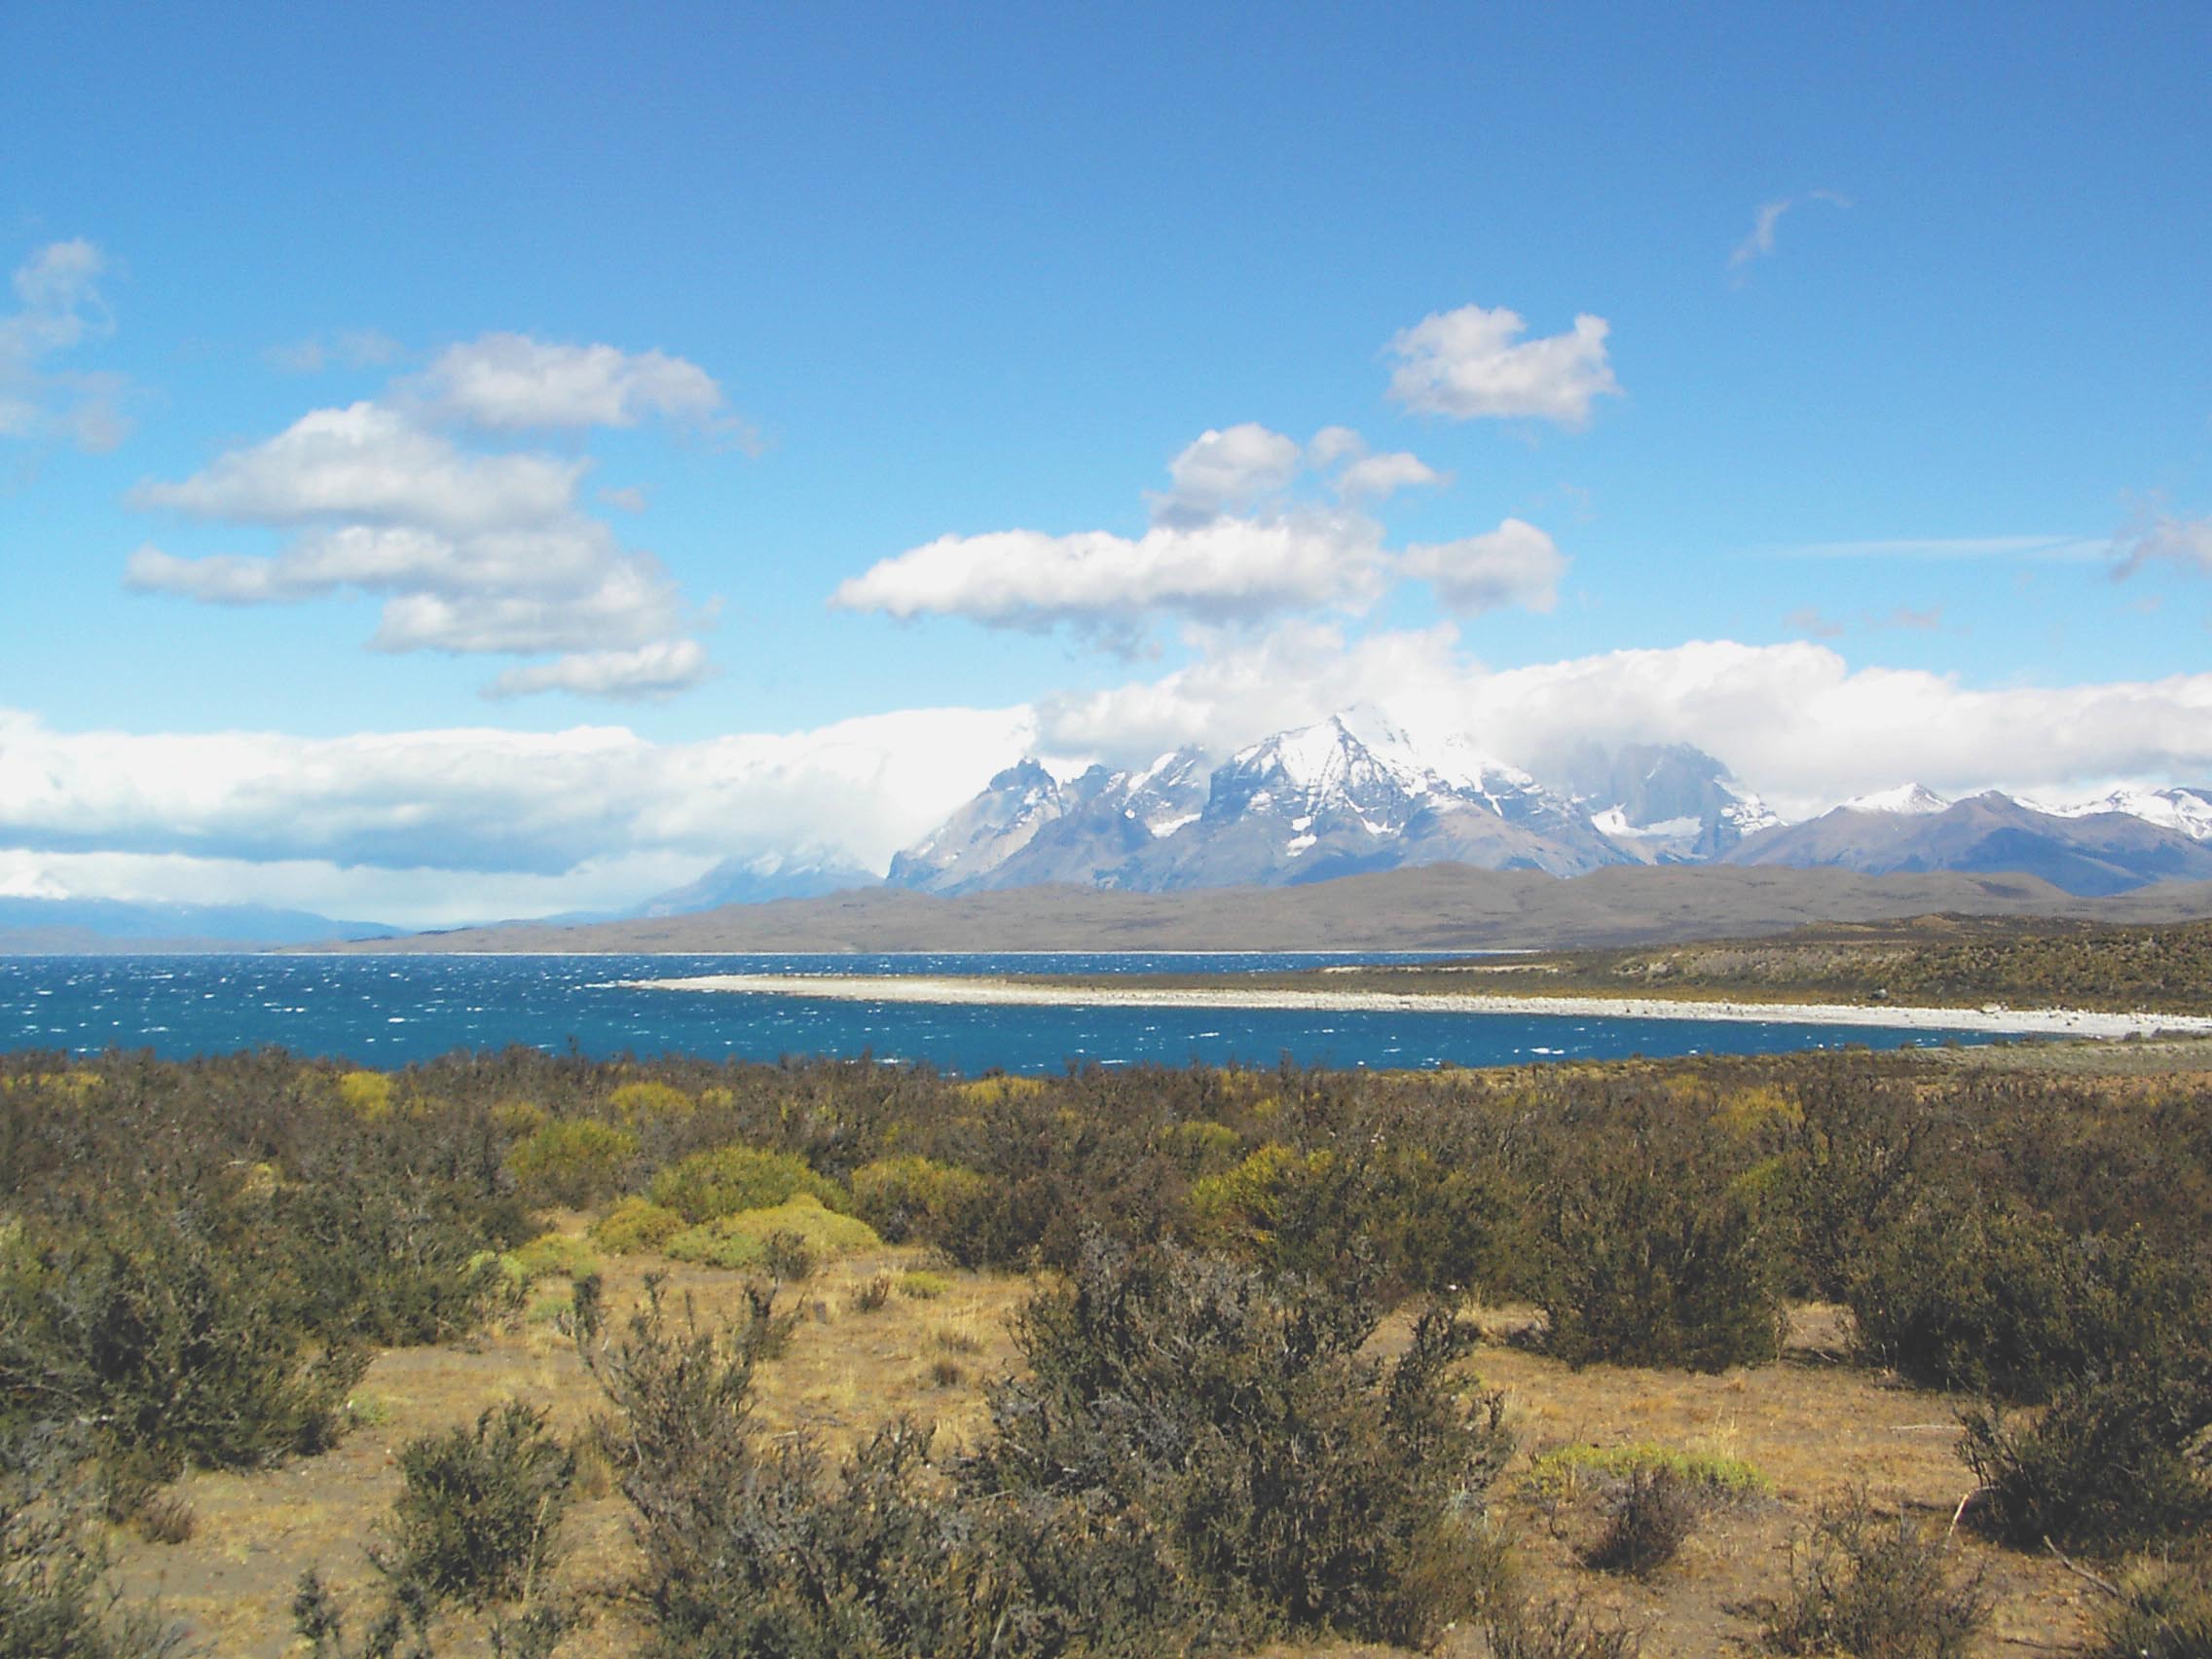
[0,952,1998,1073]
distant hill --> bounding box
[309,864,2212,956]
[0,898,401,954]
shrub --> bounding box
[1522,1442,1772,1504]
[1153,1120,1243,1172]
[1531,1106,1787,1372]
[336,1071,394,1121]
[965,1236,1514,1646]
[500,1234,600,1286]
[504,1120,637,1208]
[609,1081,693,1124]
[591,1197,684,1255]
[1525,1444,1767,1582]
[850,1275,892,1313]
[1765,1493,1987,1659]
[898,1271,950,1301]
[1849,1209,2200,1403]
[1960,1365,2212,1554]
[848,1156,992,1247]
[374,1401,575,1607]
[662,1194,881,1272]
[2089,1558,2212,1659]
[1583,1465,1702,1578]
[1,1429,188,1659]
[648,1146,844,1225]
[0,1210,367,1502]
[1482,1595,1643,1659]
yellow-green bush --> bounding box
[1189,1143,1330,1250]
[898,1271,952,1300]
[850,1155,991,1244]
[591,1196,685,1255]
[663,1193,882,1272]
[1154,1120,1244,1172]
[337,1070,394,1121]
[648,1144,844,1224]
[504,1119,638,1207]
[501,1232,602,1286]
[610,1080,693,1124]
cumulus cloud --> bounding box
[0,702,1036,884]
[126,378,722,696]
[831,510,1393,643]
[1730,190,1851,273]
[834,423,1472,644]
[1384,303,1620,425]
[2114,512,2212,578]
[406,332,747,441]
[1402,519,1565,614]
[0,239,133,451]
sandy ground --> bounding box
[623,972,2212,1040]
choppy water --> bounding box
[0,951,2003,1074]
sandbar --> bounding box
[620,974,2212,1040]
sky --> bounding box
[4,0,2211,926]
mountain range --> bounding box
[870,715,2212,902]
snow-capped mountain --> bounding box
[642,849,877,914]
[2034,786,2212,842]
[1724,789,2212,896]
[889,715,1626,896]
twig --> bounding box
[2042,1536,2123,1599]
[1947,1484,1989,1535]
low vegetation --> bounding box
[0,1037,2205,1654]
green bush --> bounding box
[966,1237,1514,1646]
[591,1197,684,1255]
[848,1156,992,1248]
[1,1429,188,1659]
[1960,1364,2212,1554]
[1849,1209,2200,1403]
[0,1211,367,1502]
[648,1145,845,1225]
[1525,1443,1767,1582]
[373,1401,575,1607]
[663,1195,881,1272]
[1765,1493,1987,1659]
[1531,1104,1787,1372]
[504,1119,638,1208]
[500,1233,601,1286]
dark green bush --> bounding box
[1583,1465,1701,1578]
[967,1236,1513,1646]
[0,1210,367,1503]
[1530,1102,1787,1372]
[1764,1493,1987,1659]
[847,1156,994,1250]
[1849,1208,2200,1403]
[373,1402,575,1607]
[1961,1364,2212,1554]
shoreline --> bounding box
[620,973,2212,1039]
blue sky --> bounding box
[4,1,2210,922]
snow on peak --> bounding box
[2032,786,2212,840]
[1839,783,1950,817]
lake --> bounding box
[0,951,2003,1073]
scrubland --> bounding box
[3,1040,2208,1657]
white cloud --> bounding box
[485,640,715,701]
[1149,423,1304,526]
[1402,519,1564,613]
[1039,629,2212,819]
[126,397,715,696]
[831,510,1393,642]
[0,703,1036,890]
[407,332,740,437]
[1729,190,1851,272]
[1384,303,1620,425]
[2114,513,2212,577]
[834,424,1472,643]
[0,239,133,452]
